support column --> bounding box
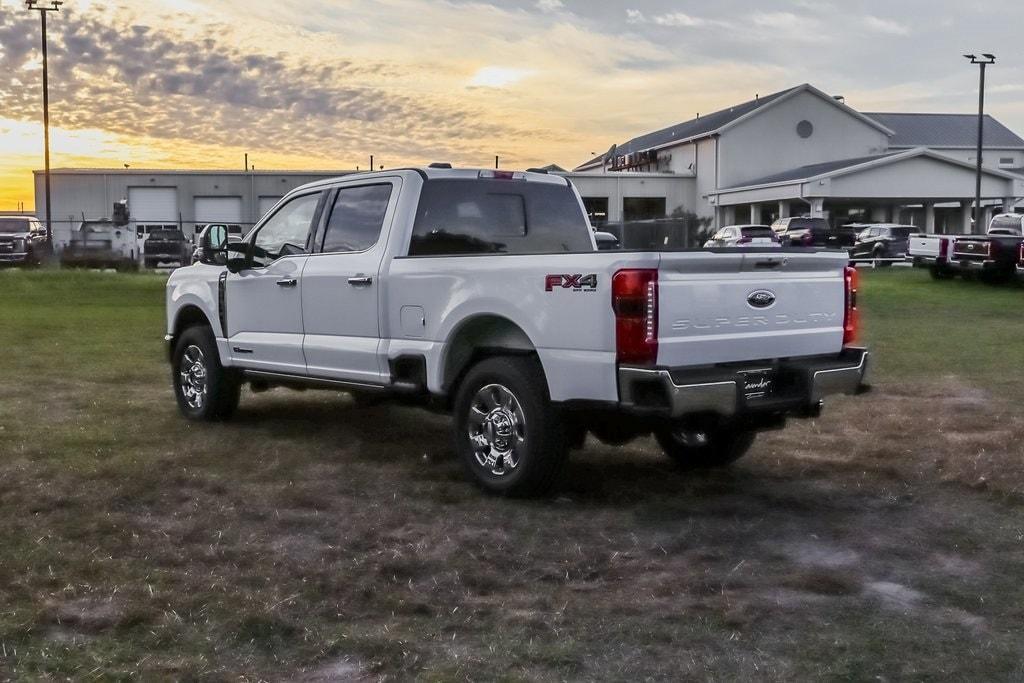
[1003,197,1016,213]
[749,203,760,224]
[723,205,736,225]
[870,205,888,222]
[891,204,902,224]
[778,201,790,219]
[924,202,935,234]
[960,200,973,234]
[808,198,825,218]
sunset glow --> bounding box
[1,0,1022,210]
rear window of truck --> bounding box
[409,179,593,255]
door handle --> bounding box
[347,276,373,286]
[276,278,297,287]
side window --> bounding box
[251,192,320,266]
[321,184,393,253]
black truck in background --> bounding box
[952,217,1024,284]
[143,228,191,268]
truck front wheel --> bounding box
[655,424,756,468]
[172,325,241,421]
[453,356,567,497]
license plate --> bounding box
[742,369,774,400]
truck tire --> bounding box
[929,265,954,280]
[655,424,756,469]
[453,355,567,497]
[172,325,241,421]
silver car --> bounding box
[704,224,781,248]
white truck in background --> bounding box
[906,233,958,279]
[165,166,870,496]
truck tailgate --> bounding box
[908,235,942,258]
[656,251,847,367]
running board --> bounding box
[242,370,425,396]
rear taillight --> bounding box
[939,238,948,259]
[1019,242,1024,264]
[843,266,859,346]
[801,232,814,245]
[612,268,658,365]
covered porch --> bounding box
[708,148,1024,233]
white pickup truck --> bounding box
[165,167,870,496]
[906,233,958,279]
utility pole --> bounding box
[963,53,995,234]
[26,1,62,251]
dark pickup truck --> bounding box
[952,227,1024,284]
[143,229,190,268]
[771,217,856,249]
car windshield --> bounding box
[0,218,31,234]
[990,215,1022,234]
[740,226,774,237]
[786,218,828,231]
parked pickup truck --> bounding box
[906,233,957,279]
[60,220,137,270]
[952,223,1024,284]
[144,228,190,268]
[165,167,870,496]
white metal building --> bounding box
[33,168,350,250]
[571,83,1024,233]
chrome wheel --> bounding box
[179,344,208,410]
[467,383,526,476]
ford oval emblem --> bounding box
[747,289,776,309]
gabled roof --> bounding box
[718,147,1023,193]
[573,83,894,171]
[721,153,902,188]
[865,112,1024,149]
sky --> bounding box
[1,0,1023,210]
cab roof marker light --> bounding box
[478,170,525,181]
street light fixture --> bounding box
[25,0,63,251]
[963,52,995,234]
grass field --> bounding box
[1,267,1023,680]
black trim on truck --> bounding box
[617,347,870,418]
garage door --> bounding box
[194,196,243,225]
[258,196,282,219]
[128,187,178,225]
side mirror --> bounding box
[225,241,249,273]
[198,225,229,266]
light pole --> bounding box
[26,0,62,250]
[963,53,995,234]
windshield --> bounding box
[786,218,828,231]
[149,229,183,240]
[990,215,1022,234]
[0,218,31,234]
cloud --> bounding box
[625,9,645,24]
[625,9,725,28]
[862,16,910,35]
[535,0,563,12]
[467,66,534,88]
[0,4,538,168]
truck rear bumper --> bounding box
[618,347,870,418]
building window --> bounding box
[582,197,609,225]
[623,197,666,222]
[999,157,1014,166]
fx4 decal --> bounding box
[545,273,598,292]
